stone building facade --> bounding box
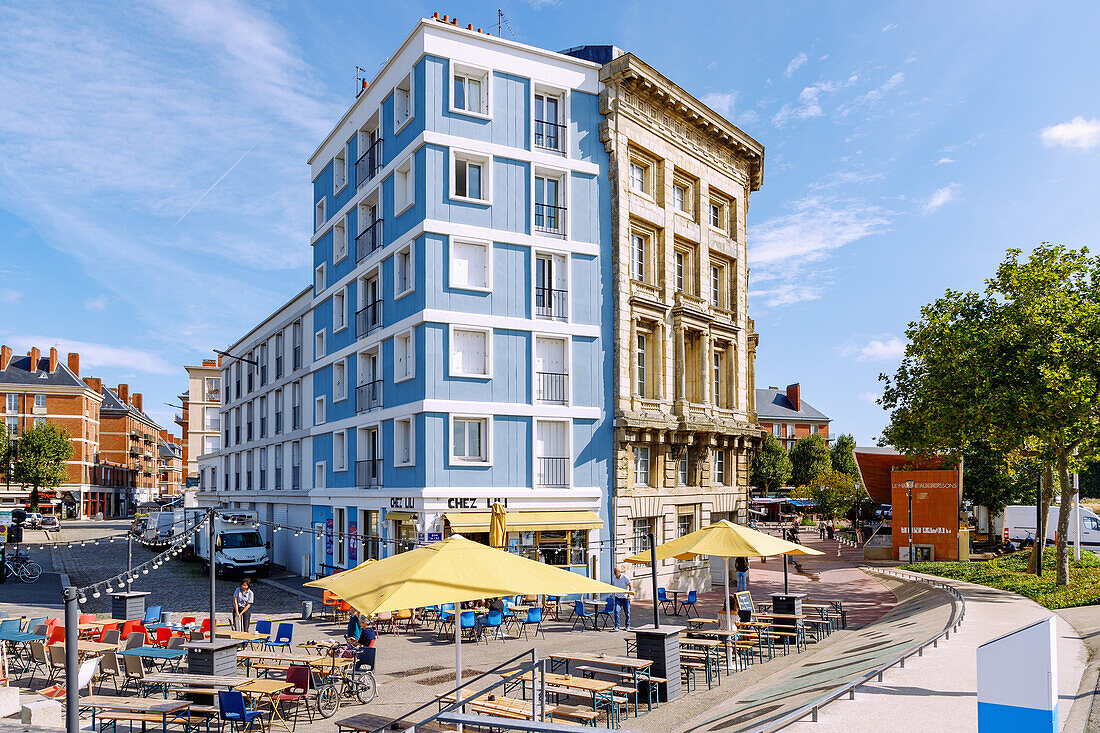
[591,51,764,593]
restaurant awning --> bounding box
[443,510,602,533]
[386,511,417,522]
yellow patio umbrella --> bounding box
[306,534,621,697]
[624,520,823,634]
[488,502,507,548]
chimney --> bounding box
[133,393,143,412]
[67,352,80,377]
[442,14,448,22]
[433,12,439,19]
[786,383,801,412]
[117,384,129,404]
[0,345,11,371]
[83,377,102,393]
[48,348,58,373]
[28,347,40,372]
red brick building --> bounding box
[157,430,184,500]
[96,383,162,516]
[755,383,831,450]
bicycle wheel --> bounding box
[354,671,376,704]
[19,562,41,583]
[316,683,340,718]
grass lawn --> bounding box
[903,549,1100,609]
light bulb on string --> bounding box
[91,587,101,599]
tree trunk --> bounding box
[1055,450,1074,586]
[1029,466,1057,574]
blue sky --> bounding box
[0,1,1097,443]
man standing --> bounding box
[735,556,749,592]
[611,566,633,631]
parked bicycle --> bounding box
[4,552,41,583]
[313,640,377,717]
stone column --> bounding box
[674,326,686,404]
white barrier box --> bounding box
[977,616,1057,732]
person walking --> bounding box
[611,565,633,631]
[734,556,749,592]
[232,579,254,632]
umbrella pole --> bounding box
[455,611,464,733]
[723,556,732,670]
[649,532,659,629]
[783,554,789,594]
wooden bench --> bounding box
[541,685,629,727]
[438,692,553,722]
[571,667,665,712]
[550,704,599,727]
[95,712,191,731]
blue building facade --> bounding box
[306,19,613,577]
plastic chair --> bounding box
[275,665,314,727]
[458,611,478,642]
[119,620,142,640]
[218,689,264,732]
[78,614,96,625]
[0,619,19,634]
[101,628,121,646]
[95,623,119,644]
[519,606,544,640]
[395,609,414,635]
[124,633,145,650]
[142,605,162,625]
[481,611,504,643]
[571,601,596,631]
[678,590,699,618]
[120,653,145,693]
[437,603,456,633]
[154,627,173,647]
[253,619,272,645]
[97,651,121,693]
[180,616,197,627]
[198,618,212,638]
[322,590,340,621]
[336,600,352,623]
[596,597,616,628]
[46,625,65,646]
[24,616,46,633]
[656,588,676,614]
[166,635,186,651]
[355,645,376,671]
[26,642,49,685]
[37,655,99,699]
[267,622,293,651]
[45,645,67,683]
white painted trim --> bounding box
[533,416,573,488]
[447,237,493,292]
[332,215,349,265]
[448,60,493,119]
[393,155,415,217]
[393,69,415,135]
[333,429,348,471]
[392,327,416,383]
[332,288,348,334]
[449,147,493,205]
[393,242,414,300]
[448,324,493,380]
[333,144,349,196]
[531,83,570,157]
[531,332,572,407]
[312,399,601,436]
[449,413,492,466]
[392,414,415,467]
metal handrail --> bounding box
[534,203,567,234]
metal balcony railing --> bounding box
[356,219,384,263]
[536,372,568,404]
[205,388,220,402]
[356,138,384,188]
[356,381,383,413]
[535,287,568,321]
[535,457,569,488]
[356,459,383,488]
[534,203,567,235]
[534,120,566,152]
[356,299,383,338]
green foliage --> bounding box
[751,433,792,493]
[962,440,1032,516]
[830,433,860,479]
[791,469,860,520]
[905,550,1100,610]
[0,423,11,483]
[789,433,831,487]
[13,422,73,506]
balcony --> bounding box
[536,372,568,405]
[355,138,384,188]
[356,299,383,338]
[356,219,384,263]
[535,287,568,321]
[355,381,383,413]
[356,459,383,488]
[291,465,300,490]
[205,417,220,431]
[535,457,569,488]
[534,120,566,153]
[205,388,220,402]
[534,203,566,235]
[173,413,183,425]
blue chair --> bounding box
[0,619,20,634]
[23,617,46,634]
[519,606,544,640]
[596,597,616,628]
[481,611,505,643]
[266,622,293,651]
[437,604,455,634]
[678,591,699,618]
[355,645,376,671]
[218,689,264,732]
[253,619,272,647]
[570,600,596,631]
[501,599,516,629]
[459,611,478,642]
[656,588,676,614]
[142,606,162,625]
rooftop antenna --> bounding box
[497,9,516,39]
[355,66,367,97]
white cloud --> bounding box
[785,52,808,78]
[0,289,21,304]
[922,183,960,214]
[522,0,560,7]
[882,23,899,32]
[701,92,737,119]
[844,337,906,362]
[0,334,175,375]
[773,75,858,127]
[858,391,882,404]
[84,295,107,311]
[933,157,955,166]
[836,72,904,118]
[1040,116,1100,150]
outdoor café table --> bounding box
[83,694,191,733]
[683,629,743,672]
[679,637,721,687]
[216,629,268,648]
[119,645,186,672]
[236,677,295,732]
[666,589,687,614]
[143,671,243,698]
[500,670,617,721]
[238,650,342,677]
[0,630,45,673]
[61,639,118,660]
[549,652,655,712]
[685,617,719,629]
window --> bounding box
[678,509,696,538]
[452,65,488,115]
[534,173,565,235]
[711,264,724,308]
[709,202,721,228]
[714,450,726,485]
[452,417,488,463]
[203,435,218,454]
[5,394,17,413]
[534,92,562,152]
[772,423,782,437]
[394,156,414,214]
[333,217,347,262]
[333,290,346,332]
[629,161,647,194]
[450,240,491,291]
[274,445,283,490]
[678,454,689,485]
[786,424,795,438]
[452,152,489,202]
[315,198,326,232]
[394,329,414,382]
[5,416,17,437]
[292,321,302,370]
[673,184,687,213]
[315,263,326,294]
[394,245,413,298]
[713,350,725,407]
[516,530,587,567]
[274,389,283,434]
[675,251,685,292]
[333,148,347,192]
[292,441,301,489]
[394,72,412,131]
[333,360,347,401]
[315,462,325,491]
[673,174,694,217]
[315,397,325,426]
[632,517,656,558]
[811,424,820,435]
[34,417,45,428]
[635,333,647,397]
[450,327,491,378]
[259,344,268,386]
[633,446,650,486]
[631,233,647,282]
[259,447,267,489]
[394,416,413,466]
[314,330,325,360]
[730,198,739,241]
[334,430,346,471]
[246,401,253,441]
[34,394,45,409]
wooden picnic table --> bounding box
[144,671,244,696]
[216,629,268,642]
[438,692,557,722]
[83,694,191,733]
[549,651,656,712]
[60,639,118,657]
[502,670,616,694]
[237,677,295,731]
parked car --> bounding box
[38,516,60,531]
[24,513,42,529]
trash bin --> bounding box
[301,600,314,620]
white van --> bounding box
[1002,504,1100,548]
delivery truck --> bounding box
[1002,504,1100,548]
[188,509,270,577]
[142,510,183,543]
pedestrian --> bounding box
[790,517,800,541]
[818,520,826,540]
[232,579,254,632]
[734,556,749,592]
[826,521,835,541]
[611,565,633,631]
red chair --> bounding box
[79,614,96,624]
[154,627,173,647]
[337,600,352,624]
[119,620,141,640]
[46,626,65,645]
[180,616,197,628]
[275,665,314,727]
[198,618,211,638]
[95,623,119,643]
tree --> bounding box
[830,434,860,480]
[961,440,1031,518]
[881,245,1100,586]
[791,469,860,521]
[12,422,72,513]
[751,433,793,493]
[789,433,831,488]
[0,423,11,484]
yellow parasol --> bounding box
[488,502,507,549]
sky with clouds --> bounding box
[0,0,1096,443]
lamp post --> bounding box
[906,480,915,563]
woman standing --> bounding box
[233,579,254,631]
[734,556,749,592]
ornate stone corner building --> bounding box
[596,52,764,592]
